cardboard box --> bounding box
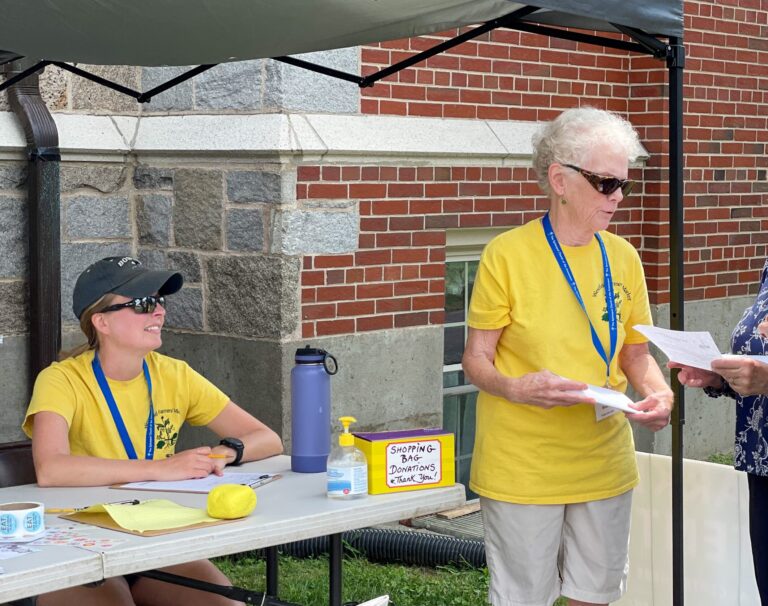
[353,428,455,494]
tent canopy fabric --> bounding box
[0,1,683,67]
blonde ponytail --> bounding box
[58,294,113,360]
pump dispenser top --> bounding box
[338,416,356,447]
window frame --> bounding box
[443,227,507,378]
[442,228,508,498]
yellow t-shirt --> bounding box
[23,350,230,460]
[468,218,651,504]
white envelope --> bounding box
[562,379,638,414]
[581,384,637,414]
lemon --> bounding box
[206,484,257,519]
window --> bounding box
[442,228,506,499]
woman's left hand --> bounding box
[710,357,768,396]
[757,317,768,339]
[625,391,673,432]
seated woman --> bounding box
[23,256,283,606]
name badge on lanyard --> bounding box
[92,352,155,459]
[542,213,619,421]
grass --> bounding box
[215,552,491,606]
[706,450,735,466]
[215,551,570,605]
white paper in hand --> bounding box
[633,325,721,370]
[581,384,638,414]
[562,377,638,414]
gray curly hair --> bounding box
[531,107,642,197]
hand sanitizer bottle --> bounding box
[327,416,368,499]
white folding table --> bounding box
[0,455,465,605]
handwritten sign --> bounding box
[386,439,442,488]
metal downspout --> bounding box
[4,58,61,388]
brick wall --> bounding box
[677,0,768,300]
[297,163,651,337]
[360,30,631,121]
[298,0,768,335]
[359,26,665,300]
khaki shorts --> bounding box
[481,490,632,606]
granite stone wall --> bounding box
[0,153,363,444]
[1,48,359,116]
[57,162,319,335]
[0,162,30,442]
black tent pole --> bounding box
[667,36,686,606]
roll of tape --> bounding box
[0,502,45,542]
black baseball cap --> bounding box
[72,256,183,319]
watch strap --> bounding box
[219,438,244,466]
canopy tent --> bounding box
[0,1,687,604]
[0,0,682,66]
[0,1,684,104]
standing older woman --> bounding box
[463,107,673,606]
[23,256,283,606]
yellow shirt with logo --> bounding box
[23,350,230,460]
[468,218,651,504]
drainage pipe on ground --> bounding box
[270,527,486,569]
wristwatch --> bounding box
[219,437,244,466]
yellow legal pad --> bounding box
[62,499,233,536]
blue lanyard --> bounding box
[92,352,155,460]
[542,212,617,386]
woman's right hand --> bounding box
[508,370,594,409]
[153,447,219,481]
[667,361,722,389]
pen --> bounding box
[245,474,279,488]
[207,454,229,459]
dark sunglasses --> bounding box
[99,295,166,315]
[564,164,635,197]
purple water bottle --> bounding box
[291,346,338,473]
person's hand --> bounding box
[507,370,595,409]
[208,445,235,474]
[667,361,723,389]
[757,317,768,339]
[626,391,673,432]
[153,447,219,480]
[710,356,768,396]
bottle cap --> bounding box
[295,345,326,363]
[338,416,356,447]
[295,345,338,375]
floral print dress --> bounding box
[725,259,768,476]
